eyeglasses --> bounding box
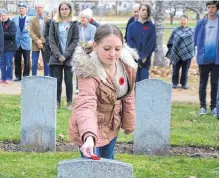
[60,8,70,11]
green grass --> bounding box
[119,102,219,147]
[0,95,218,147]
[0,151,218,178]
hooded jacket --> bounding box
[68,44,138,147]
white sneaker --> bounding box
[211,107,217,117]
[75,89,79,94]
[200,107,207,116]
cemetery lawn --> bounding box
[0,151,218,178]
[0,94,218,147]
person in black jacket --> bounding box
[49,2,79,110]
[44,7,58,75]
[0,9,17,83]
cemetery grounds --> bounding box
[0,17,219,178]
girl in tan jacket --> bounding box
[68,24,138,159]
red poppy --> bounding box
[90,155,100,160]
[143,26,147,30]
[66,27,69,31]
[119,77,124,85]
[4,24,8,28]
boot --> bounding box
[67,102,72,110]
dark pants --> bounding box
[172,59,191,86]
[50,65,73,103]
[199,64,219,109]
[136,58,151,82]
[80,137,117,159]
[14,47,30,79]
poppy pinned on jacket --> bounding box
[143,26,147,30]
[119,77,124,85]
[4,24,8,28]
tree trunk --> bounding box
[153,1,168,67]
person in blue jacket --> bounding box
[127,3,156,82]
[12,2,32,81]
[194,1,219,116]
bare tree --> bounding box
[153,1,168,67]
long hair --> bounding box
[54,1,73,22]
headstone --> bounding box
[134,79,172,155]
[58,158,134,178]
[21,76,57,152]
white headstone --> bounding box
[134,79,172,155]
[58,158,134,178]
[21,76,57,152]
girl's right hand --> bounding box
[80,136,95,158]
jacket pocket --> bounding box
[113,107,122,129]
[99,85,115,104]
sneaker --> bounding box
[5,80,12,84]
[172,84,178,89]
[67,102,72,110]
[211,107,217,117]
[200,107,207,116]
[182,85,188,89]
[75,89,80,94]
[0,80,5,83]
[14,77,21,81]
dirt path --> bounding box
[0,75,210,103]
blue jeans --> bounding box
[80,137,117,159]
[0,51,15,81]
[32,51,50,76]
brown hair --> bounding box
[94,24,124,44]
[206,1,219,10]
[54,1,73,22]
[139,3,151,17]
[85,24,123,54]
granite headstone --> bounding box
[58,158,134,178]
[21,76,57,152]
[134,79,172,155]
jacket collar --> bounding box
[72,44,138,83]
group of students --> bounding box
[0,1,219,160]
[0,2,99,109]
[124,1,219,117]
